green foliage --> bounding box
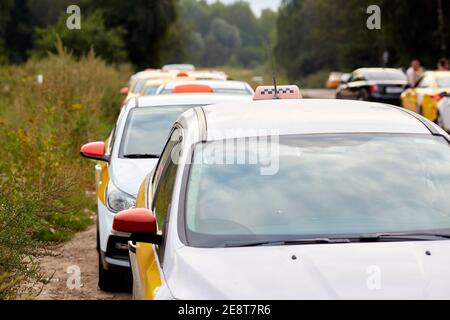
[0,43,127,298]
[0,0,181,67]
[276,0,450,83]
[32,10,127,63]
[181,0,278,68]
[204,18,241,66]
[92,0,180,68]
[0,0,73,64]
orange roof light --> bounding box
[253,85,302,100]
[172,84,214,94]
[176,71,189,77]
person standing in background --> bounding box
[406,59,424,87]
[437,58,449,71]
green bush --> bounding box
[31,9,127,64]
[0,41,128,298]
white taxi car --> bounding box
[80,89,251,291]
[114,85,450,299]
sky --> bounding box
[206,0,282,16]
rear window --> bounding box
[159,88,251,95]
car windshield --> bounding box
[143,85,159,95]
[119,105,193,158]
[185,134,450,247]
[365,71,406,81]
[132,79,147,93]
[436,77,450,88]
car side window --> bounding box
[353,73,365,82]
[347,73,355,83]
[152,127,182,231]
[151,127,182,265]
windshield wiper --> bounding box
[224,238,351,247]
[123,153,160,159]
[223,233,450,247]
[354,232,450,242]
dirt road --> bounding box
[34,224,131,300]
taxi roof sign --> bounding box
[176,71,190,78]
[254,85,302,100]
[172,84,214,94]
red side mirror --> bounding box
[113,208,157,234]
[80,141,109,162]
[120,87,129,95]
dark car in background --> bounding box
[336,68,407,105]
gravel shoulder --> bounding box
[33,224,130,300]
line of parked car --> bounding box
[79,64,450,299]
[331,68,450,131]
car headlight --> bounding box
[106,181,136,213]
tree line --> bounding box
[0,0,180,68]
[0,0,277,69]
[275,0,450,82]
[1,0,448,82]
[179,0,277,68]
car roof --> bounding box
[424,71,450,78]
[162,80,251,90]
[195,99,432,141]
[162,64,196,71]
[354,68,404,74]
[135,93,252,108]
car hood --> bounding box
[110,158,158,196]
[167,241,450,299]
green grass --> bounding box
[0,41,130,299]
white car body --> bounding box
[98,94,252,279]
[126,99,450,299]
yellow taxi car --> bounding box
[123,70,176,102]
[326,72,343,89]
[401,71,450,122]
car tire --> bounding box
[98,252,132,292]
[358,89,369,101]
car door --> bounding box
[401,75,431,113]
[341,72,364,99]
[338,73,354,99]
[347,73,366,99]
[129,127,182,300]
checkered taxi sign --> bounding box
[254,85,302,100]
